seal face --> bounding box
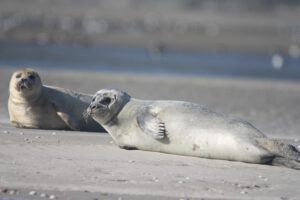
[8,68,105,132]
[87,88,130,125]
[12,68,42,94]
[88,89,300,169]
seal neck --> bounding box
[104,97,131,126]
[10,86,43,104]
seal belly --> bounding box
[142,103,272,163]
[12,103,68,130]
[140,130,272,163]
[190,132,271,163]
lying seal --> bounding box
[87,88,300,169]
[8,68,105,132]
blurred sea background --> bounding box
[0,0,300,80]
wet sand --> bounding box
[1,68,300,199]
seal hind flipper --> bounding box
[136,107,166,140]
[119,145,138,150]
[271,157,300,170]
[256,138,300,161]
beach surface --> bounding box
[1,68,300,199]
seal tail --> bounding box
[256,137,300,169]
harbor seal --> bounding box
[8,68,105,132]
[87,88,300,169]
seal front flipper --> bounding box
[56,112,80,131]
[136,106,166,140]
[50,100,80,131]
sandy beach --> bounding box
[1,1,300,199]
[1,68,300,199]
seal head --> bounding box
[9,68,42,99]
[87,89,130,125]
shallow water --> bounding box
[0,42,299,80]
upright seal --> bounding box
[8,68,105,132]
[87,88,300,169]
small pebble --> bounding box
[152,177,159,182]
[40,193,47,198]
[19,132,24,135]
[24,138,33,143]
[35,136,41,139]
[297,145,300,149]
[29,190,37,195]
[8,189,17,195]
[49,194,56,199]
[128,160,135,163]
[51,132,57,136]
[178,180,184,184]
[185,176,190,180]
[294,139,299,142]
[3,130,9,134]
[240,190,248,195]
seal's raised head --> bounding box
[9,68,42,98]
[87,89,130,125]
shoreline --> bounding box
[1,42,300,81]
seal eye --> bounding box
[28,75,35,80]
[100,97,111,105]
[92,97,96,102]
[15,73,21,78]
